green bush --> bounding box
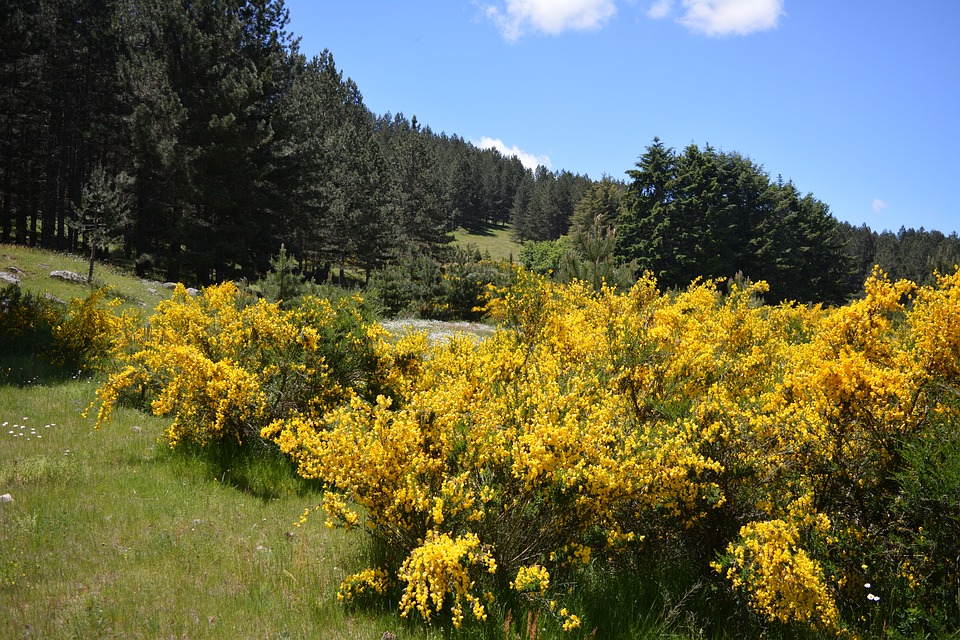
[369,252,510,320]
[518,238,567,275]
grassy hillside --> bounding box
[1,244,172,312]
[451,225,522,262]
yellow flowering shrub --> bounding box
[92,283,412,446]
[0,285,129,372]
[88,264,960,635]
[337,568,391,604]
[50,288,131,371]
[719,517,840,631]
[271,266,960,635]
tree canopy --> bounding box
[616,138,853,304]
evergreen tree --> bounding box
[73,165,132,282]
[617,138,678,284]
[381,114,451,255]
[0,0,127,250]
[449,152,485,231]
[121,0,295,282]
[617,138,854,302]
[272,50,367,280]
[570,177,625,242]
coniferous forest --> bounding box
[3,0,959,306]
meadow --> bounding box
[451,226,521,263]
[0,381,437,638]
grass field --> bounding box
[0,381,454,639]
[451,225,522,263]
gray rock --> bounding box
[161,282,177,289]
[0,272,20,286]
[186,287,199,297]
[0,494,12,504]
[49,269,86,283]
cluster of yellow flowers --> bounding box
[337,568,391,603]
[718,517,839,631]
[396,531,496,628]
[511,564,550,593]
[92,283,400,446]
[90,266,960,634]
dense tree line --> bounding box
[839,222,960,289]
[0,0,573,284]
[3,1,955,302]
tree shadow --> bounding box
[459,222,507,238]
[162,438,324,503]
[0,353,80,388]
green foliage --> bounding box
[251,244,305,307]
[617,138,854,303]
[72,165,133,283]
[569,177,626,243]
[0,285,60,357]
[518,238,567,275]
[879,403,960,637]
[512,168,593,243]
[839,222,960,291]
[370,251,510,320]
[369,254,444,317]
[561,210,634,291]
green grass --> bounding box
[0,380,438,639]
[452,225,522,263]
[1,243,173,312]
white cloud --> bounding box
[676,0,784,36]
[872,198,888,213]
[485,0,617,41]
[476,136,552,170]
[647,0,673,20]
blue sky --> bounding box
[283,0,959,235]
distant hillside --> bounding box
[451,226,522,262]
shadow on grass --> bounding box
[159,437,324,502]
[0,352,82,388]
[459,222,507,237]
